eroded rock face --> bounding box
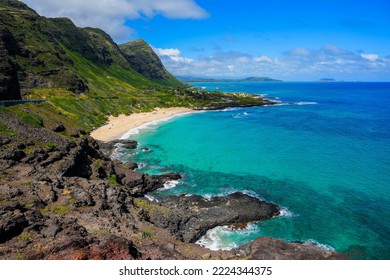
[135,192,280,243]
[115,164,182,197]
[96,139,138,157]
[0,28,22,101]
[234,237,346,260]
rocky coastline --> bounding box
[0,111,346,260]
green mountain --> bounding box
[0,0,182,101]
[0,0,270,132]
[120,39,181,87]
[0,0,88,97]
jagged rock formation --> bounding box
[135,193,280,243]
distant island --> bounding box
[319,78,337,82]
[178,76,283,83]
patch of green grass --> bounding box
[46,143,57,152]
[12,107,44,128]
[19,232,32,241]
[24,202,34,209]
[92,159,104,170]
[0,200,11,206]
[67,198,77,205]
[142,230,152,238]
[107,175,117,185]
[0,123,16,136]
[40,204,70,215]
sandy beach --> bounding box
[90,107,195,141]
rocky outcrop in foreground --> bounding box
[136,193,279,243]
[0,113,346,259]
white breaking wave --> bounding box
[278,207,296,218]
[294,101,318,105]
[196,226,238,251]
[220,107,239,112]
[196,223,258,251]
[267,101,318,107]
[305,239,336,252]
[145,194,159,202]
[120,111,201,139]
[202,190,263,201]
[162,180,181,190]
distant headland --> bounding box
[178,76,283,83]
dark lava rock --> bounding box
[52,124,66,132]
[115,164,181,196]
[0,185,23,199]
[235,236,346,260]
[124,161,138,170]
[30,220,142,260]
[135,192,280,243]
[17,143,26,149]
[41,218,63,238]
[0,210,28,243]
[96,139,138,157]
[112,139,138,149]
[0,148,26,161]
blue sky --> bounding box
[24,0,390,81]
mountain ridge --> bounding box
[119,39,181,87]
[0,0,182,101]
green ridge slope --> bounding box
[0,0,271,132]
[120,39,182,87]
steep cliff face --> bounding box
[47,18,130,68]
[120,39,182,87]
[0,28,21,100]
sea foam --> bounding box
[162,180,181,190]
[196,223,258,251]
[294,101,318,105]
[120,111,200,139]
[278,207,296,218]
[305,239,336,252]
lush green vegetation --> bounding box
[0,0,269,133]
[0,122,16,136]
[40,204,70,215]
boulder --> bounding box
[135,192,280,243]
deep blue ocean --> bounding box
[119,82,390,259]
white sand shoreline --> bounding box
[90,107,196,142]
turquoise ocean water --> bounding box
[119,82,390,259]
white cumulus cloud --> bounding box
[361,53,379,61]
[155,45,390,81]
[155,48,194,63]
[23,0,208,41]
[254,55,273,63]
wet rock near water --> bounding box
[95,139,138,156]
[135,192,280,243]
[235,236,346,260]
